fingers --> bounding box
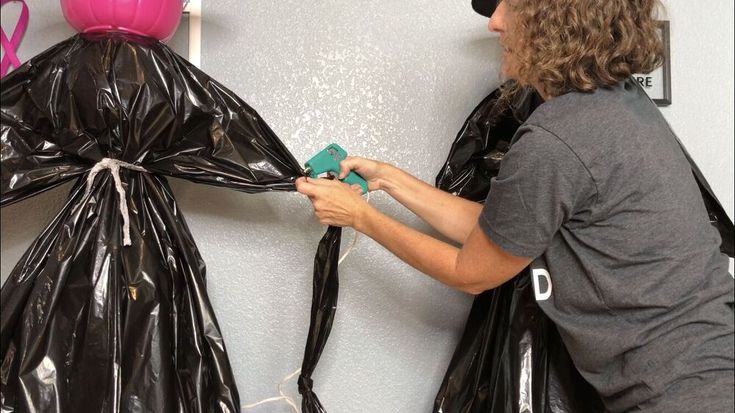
[309,178,347,189]
[295,177,320,196]
[297,176,362,228]
[296,177,348,197]
[339,156,361,179]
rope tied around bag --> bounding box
[84,158,148,246]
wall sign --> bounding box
[633,21,671,106]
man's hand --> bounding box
[295,177,369,228]
[338,156,389,192]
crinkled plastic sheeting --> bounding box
[433,80,734,413]
[1,33,338,412]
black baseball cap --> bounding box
[472,0,498,17]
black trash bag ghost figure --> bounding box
[1,1,340,411]
[432,81,734,413]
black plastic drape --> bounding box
[298,226,342,413]
[433,81,734,413]
[0,32,336,412]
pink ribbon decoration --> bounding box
[1,0,29,78]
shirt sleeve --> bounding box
[479,124,597,258]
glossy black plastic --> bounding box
[0,33,336,413]
[298,226,342,413]
[433,81,734,413]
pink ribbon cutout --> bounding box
[1,0,29,78]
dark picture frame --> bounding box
[633,20,672,106]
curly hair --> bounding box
[502,0,665,98]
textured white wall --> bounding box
[658,0,734,220]
[1,1,733,412]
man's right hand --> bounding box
[338,156,389,192]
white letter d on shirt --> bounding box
[532,268,552,301]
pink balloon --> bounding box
[60,0,183,42]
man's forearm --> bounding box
[378,165,483,244]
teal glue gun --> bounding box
[304,143,368,194]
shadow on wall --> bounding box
[167,178,294,227]
[351,255,473,330]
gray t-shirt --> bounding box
[479,79,734,412]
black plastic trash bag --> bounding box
[0,32,339,413]
[298,226,342,413]
[433,81,734,413]
[435,85,543,204]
